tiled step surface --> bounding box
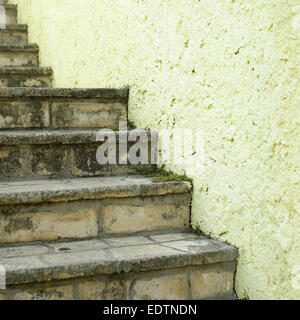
[0,232,238,300]
[0,176,190,243]
[1,4,17,25]
[0,44,39,67]
[0,67,52,87]
[0,88,127,129]
[0,129,156,180]
[0,25,27,46]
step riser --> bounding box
[0,262,235,300]
[0,193,190,244]
[0,50,38,67]
[0,29,27,46]
[0,98,126,129]
[0,73,51,87]
[1,6,17,25]
[0,140,155,180]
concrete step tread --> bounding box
[0,175,191,205]
[0,232,238,285]
[0,24,27,31]
[0,44,39,52]
[0,66,52,75]
[0,129,149,145]
[1,3,17,9]
[0,87,128,98]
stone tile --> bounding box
[162,240,212,252]
[13,284,74,300]
[49,239,109,253]
[101,194,190,234]
[52,101,126,128]
[0,244,49,258]
[0,208,99,244]
[150,232,197,243]
[190,263,235,300]
[105,236,153,247]
[131,274,189,300]
[0,100,49,129]
[78,279,129,300]
[108,243,178,260]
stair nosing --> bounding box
[0,175,191,206]
[0,129,149,145]
[0,44,39,52]
[0,66,52,75]
[0,24,27,31]
[0,87,129,98]
[0,233,238,285]
[1,4,17,9]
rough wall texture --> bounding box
[9,0,300,299]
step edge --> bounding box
[0,44,39,52]
[0,87,129,98]
[0,129,152,145]
[0,177,192,205]
[0,24,27,31]
[3,241,238,286]
[0,66,52,75]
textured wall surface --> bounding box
[10,0,300,299]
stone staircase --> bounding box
[0,1,238,300]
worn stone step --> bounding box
[0,24,27,46]
[0,232,238,300]
[0,129,157,180]
[0,88,127,129]
[0,67,52,87]
[0,176,191,244]
[0,44,39,67]
[1,4,17,25]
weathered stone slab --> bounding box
[190,262,236,300]
[131,273,189,300]
[0,88,127,129]
[101,193,191,235]
[1,4,17,25]
[0,176,191,205]
[0,100,49,129]
[0,45,39,67]
[0,130,155,180]
[0,25,27,46]
[0,177,191,243]
[0,67,52,87]
[0,232,238,286]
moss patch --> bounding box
[136,165,192,183]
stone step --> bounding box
[0,88,127,129]
[0,129,157,180]
[0,67,52,87]
[0,44,39,67]
[0,176,191,244]
[0,24,28,46]
[0,232,238,300]
[1,4,17,25]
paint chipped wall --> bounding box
[10,0,300,299]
